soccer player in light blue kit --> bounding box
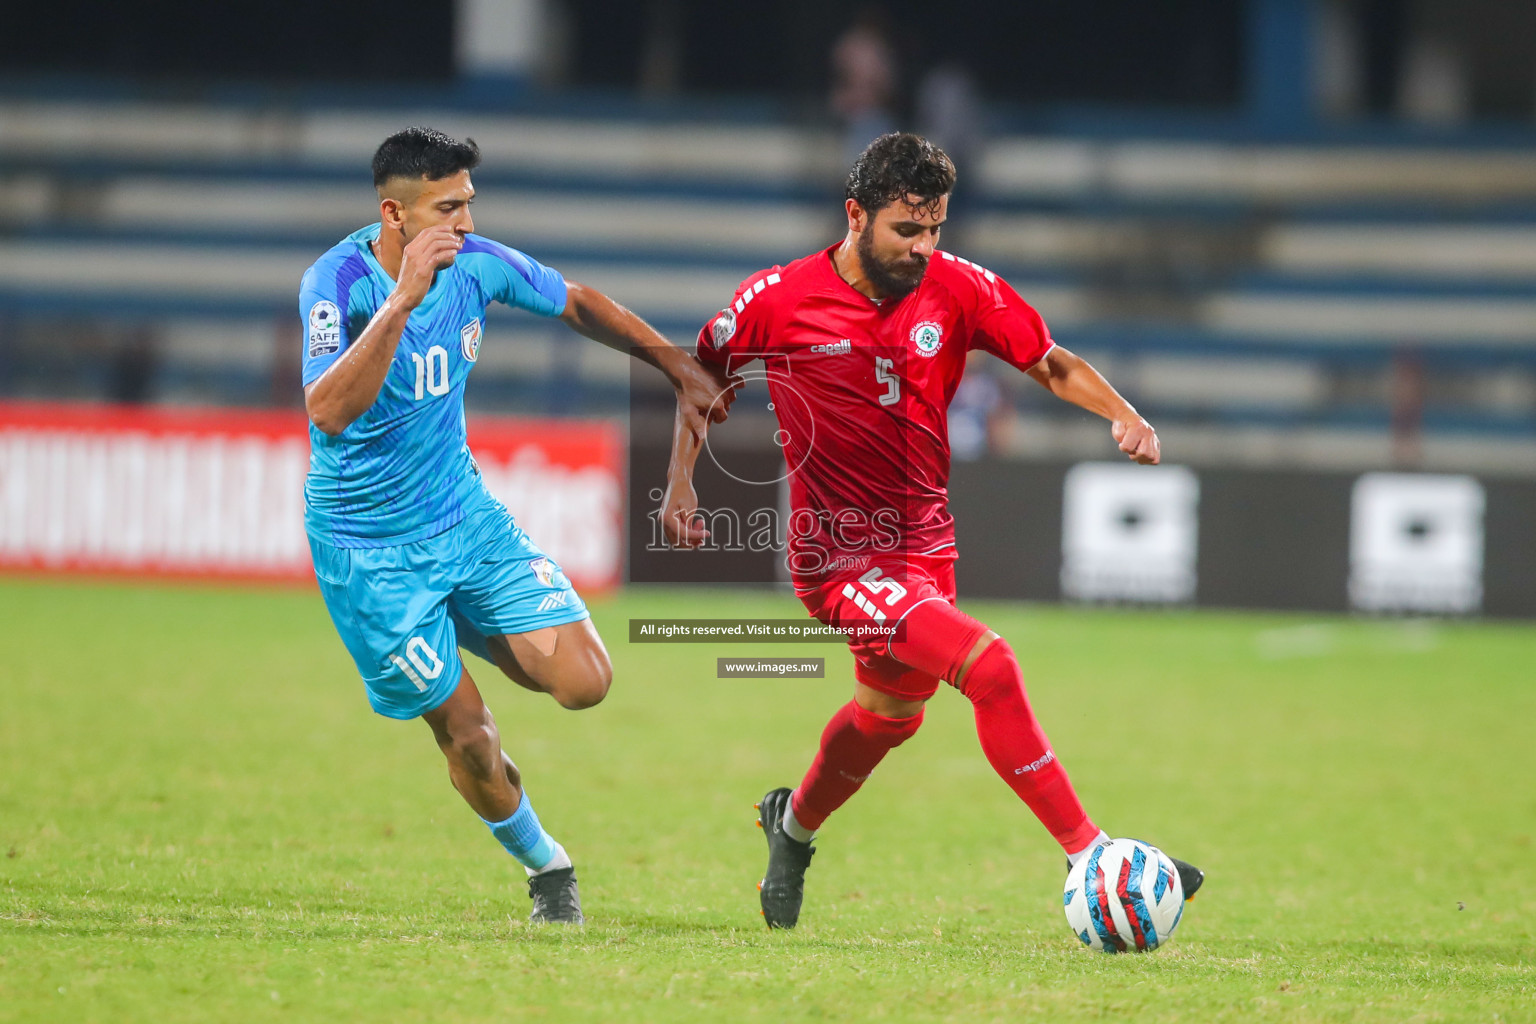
[300,127,734,923]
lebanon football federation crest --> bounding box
[911,320,944,357]
[460,318,482,362]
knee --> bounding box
[441,720,501,780]
[551,652,612,711]
[851,701,924,748]
[956,638,1024,704]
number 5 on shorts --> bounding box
[860,567,908,606]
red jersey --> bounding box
[696,245,1054,586]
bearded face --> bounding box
[856,219,931,298]
[852,193,947,300]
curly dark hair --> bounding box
[372,126,481,189]
[844,132,956,216]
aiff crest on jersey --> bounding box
[460,317,482,362]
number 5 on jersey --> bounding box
[875,357,900,406]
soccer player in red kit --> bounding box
[661,133,1203,929]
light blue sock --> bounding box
[482,792,558,872]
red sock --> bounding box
[958,639,1100,853]
[790,700,923,830]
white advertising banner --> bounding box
[1060,463,1200,604]
[1349,473,1485,614]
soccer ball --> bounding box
[1063,838,1184,953]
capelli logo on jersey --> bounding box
[810,338,851,355]
[911,321,944,357]
[460,318,482,362]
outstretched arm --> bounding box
[559,281,736,437]
[1025,345,1160,465]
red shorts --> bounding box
[795,552,990,703]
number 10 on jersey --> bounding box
[410,345,450,400]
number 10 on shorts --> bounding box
[390,636,445,691]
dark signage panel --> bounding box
[632,439,1536,619]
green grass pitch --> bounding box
[2,578,1533,1022]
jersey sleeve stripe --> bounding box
[459,236,536,287]
[333,252,370,313]
[939,250,997,283]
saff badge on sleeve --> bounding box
[308,300,342,358]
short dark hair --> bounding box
[371,126,481,189]
[844,133,956,216]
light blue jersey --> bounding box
[300,223,588,719]
[299,223,567,548]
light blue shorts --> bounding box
[309,495,589,719]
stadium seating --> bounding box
[1,96,1533,473]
